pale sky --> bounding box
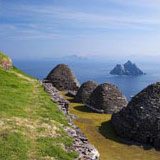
[1,0,160,60]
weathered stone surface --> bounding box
[0,52,12,70]
[75,81,98,104]
[88,83,127,114]
[110,60,144,76]
[46,64,80,91]
[111,82,160,149]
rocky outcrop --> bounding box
[42,81,100,160]
[46,64,80,91]
[110,64,124,75]
[75,81,98,104]
[110,60,144,76]
[88,83,127,114]
[0,52,12,70]
[111,82,160,149]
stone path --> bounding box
[42,81,100,160]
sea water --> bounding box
[14,59,160,101]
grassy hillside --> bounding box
[0,65,77,159]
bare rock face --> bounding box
[111,82,160,149]
[110,64,125,75]
[75,81,98,104]
[46,64,80,91]
[88,83,127,113]
[110,60,144,76]
[0,52,12,70]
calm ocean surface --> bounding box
[14,59,160,101]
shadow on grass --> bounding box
[73,105,95,113]
[68,98,77,103]
[66,95,95,113]
[99,120,154,150]
[99,120,122,143]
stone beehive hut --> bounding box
[74,81,98,104]
[111,82,160,149]
[46,64,80,91]
[88,83,127,113]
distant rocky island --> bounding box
[110,60,144,76]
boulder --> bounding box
[46,64,80,91]
[110,60,144,76]
[75,81,98,104]
[88,83,127,113]
[111,82,160,149]
[0,52,12,70]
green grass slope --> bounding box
[0,64,77,159]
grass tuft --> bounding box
[0,131,30,160]
[37,137,77,160]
